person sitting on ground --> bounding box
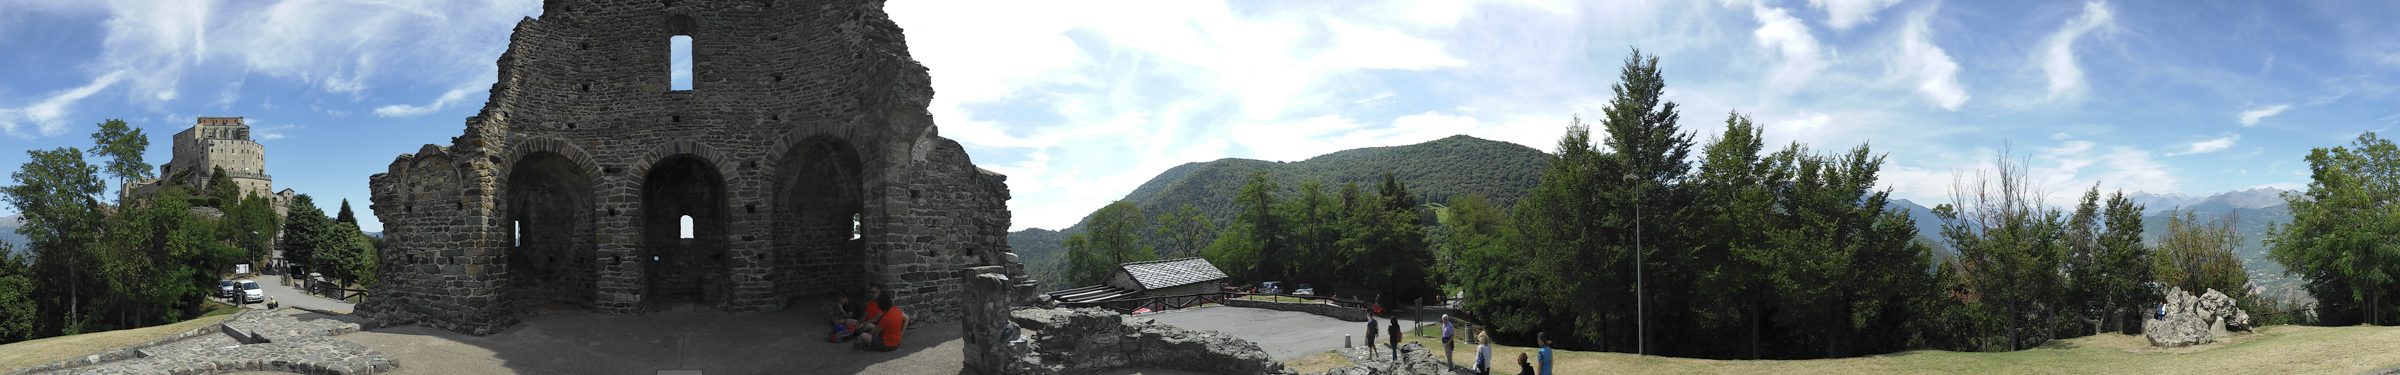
[827,292,859,342]
[853,288,908,352]
[1516,352,1534,375]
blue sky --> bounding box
[1,0,2394,233]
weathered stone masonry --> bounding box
[360,0,1022,335]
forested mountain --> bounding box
[0,214,23,252]
[1008,135,1551,290]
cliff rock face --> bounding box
[358,0,1016,335]
[2143,287,2252,347]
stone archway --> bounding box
[503,152,598,309]
[770,136,867,301]
[642,154,731,307]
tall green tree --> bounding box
[2268,132,2400,326]
[1154,204,1217,259]
[1934,148,2070,351]
[0,242,35,343]
[281,194,333,272]
[87,119,150,202]
[1062,201,1155,287]
[205,166,239,206]
[1205,171,1285,282]
[2154,210,2249,296]
[4,147,106,334]
[335,199,357,225]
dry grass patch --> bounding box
[1371,323,2400,374]
[0,303,243,372]
[1280,349,1358,374]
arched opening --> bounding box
[679,215,694,238]
[771,136,867,302]
[503,152,597,310]
[642,154,730,307]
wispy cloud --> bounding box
[1898,9,1968,110]
[372,83,482,118]
[1752,2,1828,89]
[0,71,128,137]
[2040,1,2114,98]
[2177,133,2238,155]
[2238,104,2290,126]
[1809,0,1903,30]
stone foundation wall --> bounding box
[358,0,1017,335]
[961,267,1290,375]
[1223,299,1369,322]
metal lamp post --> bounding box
[1623,173,1643,356]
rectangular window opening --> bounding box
[513,220,522,247]
[670,35,694,91]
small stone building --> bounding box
[358,0,1026,335]
[1048,258,1228,305]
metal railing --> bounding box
[1062,291,1230,313]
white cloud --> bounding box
[2178,133,2238,155]
[2040,1,2113,98]
[1322,20,1468,70]
[1809,0,1903,30]
[1898,10,1968,110]
[1751,2,1827,88]
[372,83,481,118]
[0,71,128,137]
[2238,104,2290,126]
[1778,112,1832,130]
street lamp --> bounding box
[1622,173,1643,357]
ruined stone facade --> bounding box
[358,0,1019,335]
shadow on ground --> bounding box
[340,297,970,375]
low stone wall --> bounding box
[3,310,258,375]
[960,267,1292,375]
[1224,299,1369,322]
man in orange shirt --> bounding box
[854,287,907,351]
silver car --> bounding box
[218,280,237,299]
[238,280,264,303]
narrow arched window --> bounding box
[680,215,695,239]
[670,35,694,90]
[851,213,861,240]
[513,220,522,247]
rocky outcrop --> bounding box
[2143,287,2253,347]
[1003,308,1290,375]
[1310,341,1464,375]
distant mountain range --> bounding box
[1004,136,2310,303]
[1009,135,1552,290]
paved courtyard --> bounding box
[1139,306,1368,361]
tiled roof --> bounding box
[1119,257,1228,290]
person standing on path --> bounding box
[1387,317,1401,361]
[1441,314,1456,365]
[1537,332,1553,375]
[1365,312,1380,358]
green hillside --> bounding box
[1010,135,1551,290]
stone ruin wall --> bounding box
[358,0,1022,335]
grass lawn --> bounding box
[0,301,245,372]
[1354,323,2400,374]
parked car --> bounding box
[1260,281,1284,295]
[238,280,264,304]
[218,279,237,299]
[1294,284,1315,296]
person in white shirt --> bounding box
[1475,331,1493,375]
